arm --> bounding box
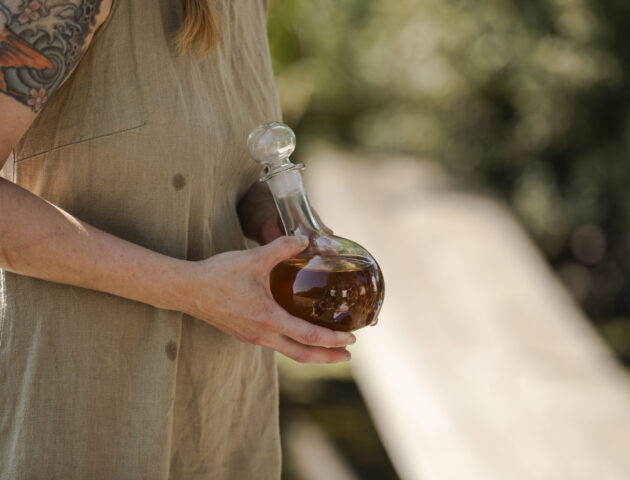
[0,183,354,362]
[0,1,355,363]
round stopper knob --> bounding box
[247,122,296,166]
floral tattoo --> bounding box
[0,0,103,112]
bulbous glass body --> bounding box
[270,234,384,332]
[247,122,385,332]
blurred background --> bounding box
[266,0,630,478]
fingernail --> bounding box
[296,235,309,246]
[347,334,356,345]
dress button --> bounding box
[172,173,187,190]
[165,340,178,360]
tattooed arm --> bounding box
[0,0,111,162]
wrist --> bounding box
[153,257,198,314]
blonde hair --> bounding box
[175,0,220,55]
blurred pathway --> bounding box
[306,152,630,480]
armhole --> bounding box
[91,0,118,45]
[0,151,16,182]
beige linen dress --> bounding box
[0,0,283,478]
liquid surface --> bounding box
[270,255,384,332]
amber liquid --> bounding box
[270,255,384,332]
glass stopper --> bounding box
[247,122,303,180]
[247,121,295,165]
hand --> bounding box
[174,235,356,363]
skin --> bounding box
[0,0,355,363]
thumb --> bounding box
[257,235,309,269]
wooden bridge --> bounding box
[305,152,630,480]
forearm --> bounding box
[0,178,187,311]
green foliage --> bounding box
[268,0,630,337]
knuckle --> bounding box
[239,331,262,346]
[256,306,276,330]
[256,316,273,331]
[290,349,311,364]
[301,327,321,345]
[278,236,293,248]
[280,235,302,253]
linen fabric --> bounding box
[0,0,283,478]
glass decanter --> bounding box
[247,122,385,332]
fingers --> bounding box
[256,235,309,268]
[272,335,351,364]
[275,312,356,348]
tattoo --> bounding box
[0,0,103,112]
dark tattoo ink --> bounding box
[0,0,103,112]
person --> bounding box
[0,0,356,477]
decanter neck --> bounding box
[265,169,324,236]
